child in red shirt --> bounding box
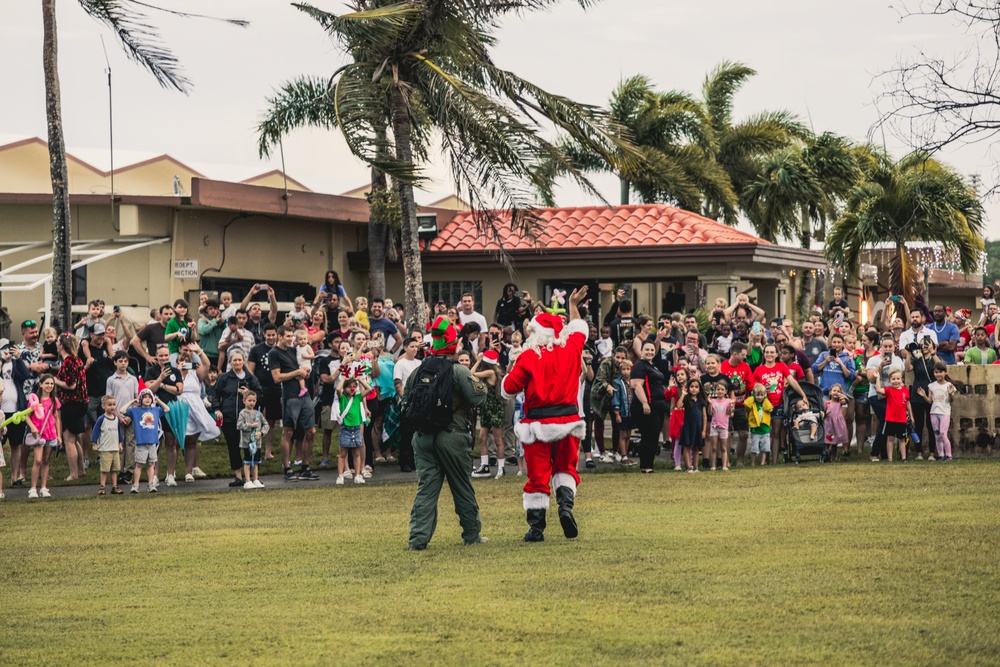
[875,368,912,462]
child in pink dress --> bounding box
[823,384,849,461]
[708,382,733,471]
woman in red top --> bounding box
[54,333,88,480]
[752,344,807,464]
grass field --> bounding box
[3,459,1000,666]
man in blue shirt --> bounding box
[928,304,960,365]
[368,299,403,355]
[811,333,856,396]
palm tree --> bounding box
[699,61,811,223]
[825,151,984,305]
[275,1,636,332]
[545,75,738,217]
[43,1,245,331]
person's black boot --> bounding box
[523,509,546,542]
[555,486,578,539]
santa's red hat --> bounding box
[481,349,499,365]
[530,312,564,338]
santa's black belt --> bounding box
[526,404,578,419]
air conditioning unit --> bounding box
[417,213,438,241]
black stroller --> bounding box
[782,381,827,464]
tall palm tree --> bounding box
[43,1,245,331]
[546,75,738,217]
[278,1,637,331]
[700,61,811,223]
[825,151,984,305]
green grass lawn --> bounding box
[2,460,999,666]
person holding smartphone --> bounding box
[494,283,525,329]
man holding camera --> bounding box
[898,307,937,359]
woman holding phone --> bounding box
[176,343,220,482]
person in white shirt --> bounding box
[897,309,938,358]
[393,336,424,473]
[458,292,489,332]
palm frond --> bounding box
[293,2,419,53]
[701,61,756,135]
[257,76,341,158]
[79,0,191,92]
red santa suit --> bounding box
[501,313,588,513]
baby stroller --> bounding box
[782,381,826,464]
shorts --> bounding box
[29,438,58,449]
[339,425,363,448]
[242,448,262,465]
[881,421,907,439]
[710,426,729,439]
[772,404,784,420]
[281,396,315,430]
[854,392,869,406]
[615,414,632,431]
[750,432,771,454]
[262,390,282,423]
[60,402,88,434]
[87,396,103,424]
[731,405,749,432]
[134,444,158,465]
[320,405,337,431]
[99,451,122,473]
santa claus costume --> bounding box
[501,304,589,542]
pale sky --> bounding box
[2,0,997,238]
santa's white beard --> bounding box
[523,326,570,357]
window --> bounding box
[71,265,87,306]
[424,281,482,309]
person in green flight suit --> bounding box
[405,316,489,551]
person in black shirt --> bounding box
[608,298,635,349]
[142,343,183,485]
[494,283,526,329]
[630,340,667,473]
[268,325,319,481]
[247,323,280,458]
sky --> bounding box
[2,0,997,237]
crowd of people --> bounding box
[0,270,992,500]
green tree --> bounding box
[43,1,245,331]
[546,75,738,217]
[825,151,985,305]
[270,1,635,331]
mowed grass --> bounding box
[2,461,1000,666]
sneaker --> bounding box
[362,469,372,479]
[184,474,195,483]
[83,457,90,470]
[506,457,518,466]
[585,459,596,469]
[40,487,52,498]
[293,460,302,467]
[928,455,936,461]
[722,466,729,471]
[320,460,330,468]
[191,467,208,479]
[229,478,244,487]
[243,481,255,490]
[471,465,491,478]
[284,468,298,482]
[600,452,614,464]
[118,471,133,485]
[165,474,177,487]
[354,474,366,484]
[613,453,622,463]
[111,486,123,495]
[343,470,354,480]
[488,457,497,467]
[147,483,157,493]
[0,493,4,500]
[297,468,320,481]
[516,470,524,477]
[495,467,505,479]
[674,466,682,471]
[95,487,103,496]
[916,454,924,461]
[336,475,345,486]
[130,485,139,494]
[253,480,265,489]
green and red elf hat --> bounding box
[429,316,459,355]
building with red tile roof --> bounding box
[372,203,826,323]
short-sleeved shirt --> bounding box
[267,345,301,401]
[126,405,164,445]
[927,382,955,415]
[106,372,139,413]
[57,354,87,404]
[317,356,342,405]
[898,326,938,351]
[927,321,960,365]
[394,357,421,393]
[95,415,122,452]
[367,317,400,351]
[630,359,666,408]
[700,372,733,398]
[143,363,181,405]
[248,342,278,391]
[719,359,754,404]
[865,354,905,398]
[609,316,635,347]
[135,322,167,358]
[753,362,794,407]
[801,338,829,367]
[884,385,910,423]
[83,342,115,400]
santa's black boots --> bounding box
[555,486,578,539]
[523,509,546,542]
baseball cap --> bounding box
[91,322,107,335]
[0,338,10,350]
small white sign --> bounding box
[173,259,199,279]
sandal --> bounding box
[375,456,387,464]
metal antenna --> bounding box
[100,36,118,230]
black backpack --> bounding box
[402,356,455,434]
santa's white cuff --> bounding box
[514,419,586,445]
[551,472,577,492]
[566,319,589,338]
[523,492,550,510]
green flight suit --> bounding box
[406,360,488,549]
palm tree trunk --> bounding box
[367,125,389,301]
[619,178,630,206]
[43,0,72,332]
[390,82,426,333]
[798,206,813,310]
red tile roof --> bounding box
[425,204,768,252]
